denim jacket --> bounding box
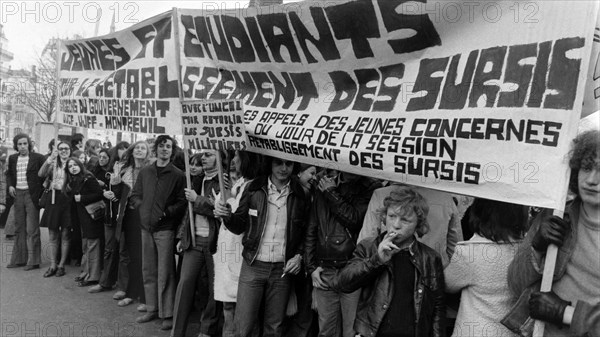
[503,198,600,336]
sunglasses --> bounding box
[58,147,70,151]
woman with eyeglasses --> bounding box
[39,141,73,278]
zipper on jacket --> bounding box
[250,186,269,265]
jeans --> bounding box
[314,268,360,337]
[223,302,236,337]
[81,238,102,281]
[172,240,222,336]
[141,229,176,318]
[10,189,41,266]
[99,225,119,288]
[235,260,291,337]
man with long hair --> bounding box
[130,135,187,330]
[5,133,46,270]
[506,130,600,336]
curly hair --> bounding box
[377,187,430,238]
[568,130,600,196]
[153,135,178,161]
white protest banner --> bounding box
[181,99,249,151]
[57,11,181,134]
[177,0,598,209]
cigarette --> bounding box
[281,273,286,278]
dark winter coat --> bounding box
[68,173,104,239]
[130,162,187,232]
[6,152,46,206]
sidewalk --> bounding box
[0,227,202,337]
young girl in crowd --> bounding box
[445,198,528,337]
[84,138,102,169]
[284,163,319,337]
[108,141,151,309]
[63,158,105,287]
[69,149,86,267]
[331,187,446,337]
[87,143,129,295]
[39,141,72,278]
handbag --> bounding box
[84,200,106,221]
[38,189,50,208]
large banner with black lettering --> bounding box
[176,1,598,209]
[57,11,180,134]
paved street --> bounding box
[0,227,202,337]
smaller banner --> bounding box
[181,99,249,151]
[57,11,181,134]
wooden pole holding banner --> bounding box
[216,151,229,203]
[172,8,196,247]
[532,209,563,336]
[51,38,62,204]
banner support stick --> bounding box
[52,38,62,205]
[172,7,196,247]
[532,209,563,336]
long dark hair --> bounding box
[107,141,130,171]
[468,198,529,243]
[63,158,94,196]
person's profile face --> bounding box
[201,150,217,171]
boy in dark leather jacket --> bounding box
[328,187,446,337]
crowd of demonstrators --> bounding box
[3,130,598,337]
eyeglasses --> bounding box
[58,148,70,151]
